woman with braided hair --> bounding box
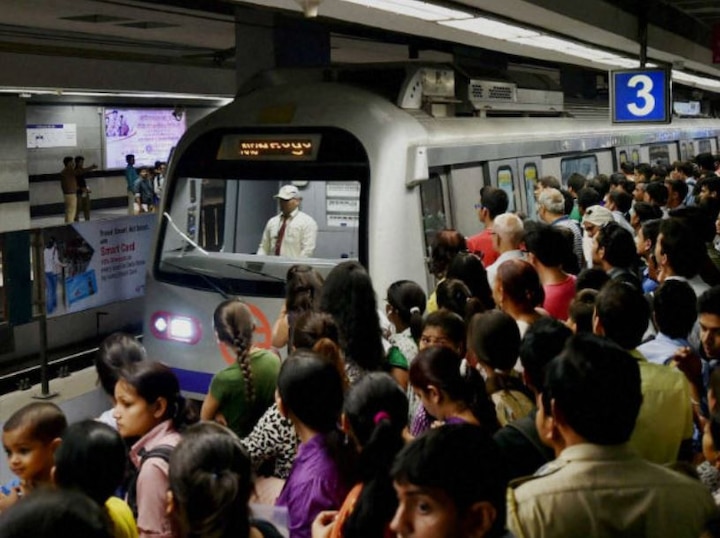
[201,298,281,438]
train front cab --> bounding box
[144,126,371,397]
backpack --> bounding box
[125,444,174,518]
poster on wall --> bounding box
[42,214,156,318]
[26,124,77,148]
[104,108,186,169]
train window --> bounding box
[560,155,598,184]
[420,174,447,255]
[681,142,688,160]
[698,139,712,154]
[0,238,4,322]
[649,144,670,166]
[523,164,538,218]
[631,149,640,164]
[619,150,627,164]
[496,167,515,212]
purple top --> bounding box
[444,416,468,425]
[276,434,349,538]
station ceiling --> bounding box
[1,0,719,93]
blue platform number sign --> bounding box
[611,69,670,124]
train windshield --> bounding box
[155,128,369,297]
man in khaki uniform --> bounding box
[507,334,716,538]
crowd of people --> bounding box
[7,152,720,537]
[124,154,166,214]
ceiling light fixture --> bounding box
[338,0,472,22]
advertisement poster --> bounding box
[104,108,186,169]
[42,215,156,317]
[27,124,77,148]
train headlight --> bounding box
[150,311,202,345]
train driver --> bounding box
[257,185,318,258]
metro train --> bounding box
[142,63,720,397]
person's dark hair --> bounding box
[609,190,633,214]
[700,176,720,198]
[542,333,642,444]
[386,280,426,342]
[619,163,635,176]
[342,373,408,538]
[696,152,716,173]
[391,424,508,538]
[429,229,467,277]
[524,221,572,268]
[699,286,720,317]
[645,181,668,206]
[278,350,355,484]
[567,173,586,194]
[0,489,112,538]
[621,179,636,195]
[651,164,668,180]
[635,162,653,181]
[291,311,347,389]
[658,218,706,278]
[652,280,696,341]
[496,259,545,313]
[594,280,649,349]
[54,421,126,506]
[665,179,689,204]
[409,346,499,433]
[320,261,384,371]
[633,202,663,224]
[120,362,196,431]
[568,289,598,334]
[436,278,484,322]
[674,160,694,178]
[74,156,85,165]
[213,299,256,403]
[640,218,662,250]
[595,221,637,270]
[587,176,610,199]
[125,154,135,164]
[169,422,255,538]
[538,176,561,190]
[575,268,610,292]
[95,333,146,397]
[577,187,602,212]
[467,311,520,372]
[446,252,495,311]
[479,186,509,219]
[519,317,572,392]
[63,156,74,166]
[421,310,467,353]
[669,204,717,244]
[285,264,323,313]
[2,402,67,443]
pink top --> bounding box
[542,274,577,321]
[467,229,499,267]
[129,420,182,538]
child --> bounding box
[0,402,67,511]
[384,280,426,390]
[114,361,196,538]
[566,288,598,334]
[201,298,281,438]
[409,310,467,436]
[390,424,508,538]
[467,311,534,426]
[168,422,282,538]
[312,372,408,538]
[409,346,499,434]
[53,420,137,538]
[276,350,355,538]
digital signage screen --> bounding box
[104,108,186,168]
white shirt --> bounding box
[486,249,525,290]
[257,208,318,258]
[43,245,61,274]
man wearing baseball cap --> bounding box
[257,184,318,257]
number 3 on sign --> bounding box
[627,75,655,117]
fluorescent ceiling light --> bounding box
[440,17,540,39]
[0,87,232,102]
[338,0,472,21]
[672,70,720,89]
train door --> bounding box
[615,146,641,168]
[486,157,541,218]
[694,138,717,156]
[648,143,676,167]
[446,163,487,239]
[419,168,452,292]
